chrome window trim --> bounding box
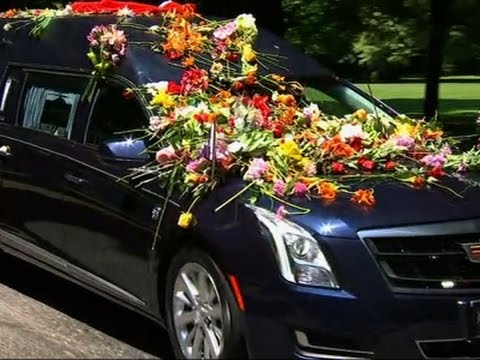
[0,77,12,112]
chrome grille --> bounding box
[359,220,480,293]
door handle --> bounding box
[64,173,87,185]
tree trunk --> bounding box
[423,0,452,119]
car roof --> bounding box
[0,15,334,86]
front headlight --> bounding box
[247,204,339,288]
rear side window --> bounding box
[86,83,147,145]
[20,72,86,139]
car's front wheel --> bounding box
[165,248,244,359]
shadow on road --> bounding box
[0,253,173,358]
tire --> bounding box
[165,247,245,359]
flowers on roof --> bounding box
[3,2,480,229]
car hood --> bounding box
[249,175,480,239]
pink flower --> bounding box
[457,162,468,173]
[155,145,177,164]
[186,157,209,172]
[294,182,308,197]
[245,158,269,180]
[213,21,237,40]
[275,205,288,220]
[420,153,446,168]
[273,180,286,197]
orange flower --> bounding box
[321,136,356,158]
[276,94,296,106]
[424,129,443,140]
[182,56,196,67]
[412,176,425,188]
[317,182,338,200]
[271,74,285,82]
[351,189,376,206]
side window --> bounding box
[86,83,146,146]
[20,72,86,139]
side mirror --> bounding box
[98,136,150,163]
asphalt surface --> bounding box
[0,253,173,358]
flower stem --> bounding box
[214,181,256,212]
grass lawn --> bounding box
[357,83,480,123]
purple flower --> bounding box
[273,180,286,197]
[420,153,447,167]
[245,158,269,180]
[294,182,308,197]
[393,135,415,148]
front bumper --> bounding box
[242,282,480,359]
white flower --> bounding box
[227,141,245,154]
[340,124,365,141]
[303,103,320,120]
[233,117,245,130]
[3,23,12,32]
[117,6,134,17]
[60,4,73,15]
[145,81,169,95]
[235,14,257,37]
[148,25,161,33]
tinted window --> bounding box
[86,83,146,146]
[21,73,86,139]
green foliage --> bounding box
[351,11,418,81]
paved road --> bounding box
[0,253,173,358]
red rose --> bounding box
[227,53,239,62]
[167,81,182,95]
[428,166,445,178]
[350,137,363,152]
[331,162,346,174]
[358,157,376,171]
[272,122,285,138]
[384,160,396,171]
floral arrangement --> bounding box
[2,1,480,230]
[83,24,128,101]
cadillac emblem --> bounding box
[461,242,480,263]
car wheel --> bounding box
[165,248,245,359]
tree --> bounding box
[423,0,452,119]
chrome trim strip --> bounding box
[0,227,145,307]
[295,349,370,360]
[358,218,480,240]
[0,133,180,207]
[415,337,473,360]
[295,331,374,356]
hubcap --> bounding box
[172,262,225,359]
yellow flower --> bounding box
[241,43,256,63]
[151,90,175,108]
[278,140,303,161]
[184,173,198,184]
[395,123,416,137]
[353,109,368,121]
[178,212,194,228]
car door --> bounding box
[59,80,169,304]
[0,68,89,259]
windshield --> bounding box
[302,78,394,118]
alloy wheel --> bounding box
[172,262,225,359]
